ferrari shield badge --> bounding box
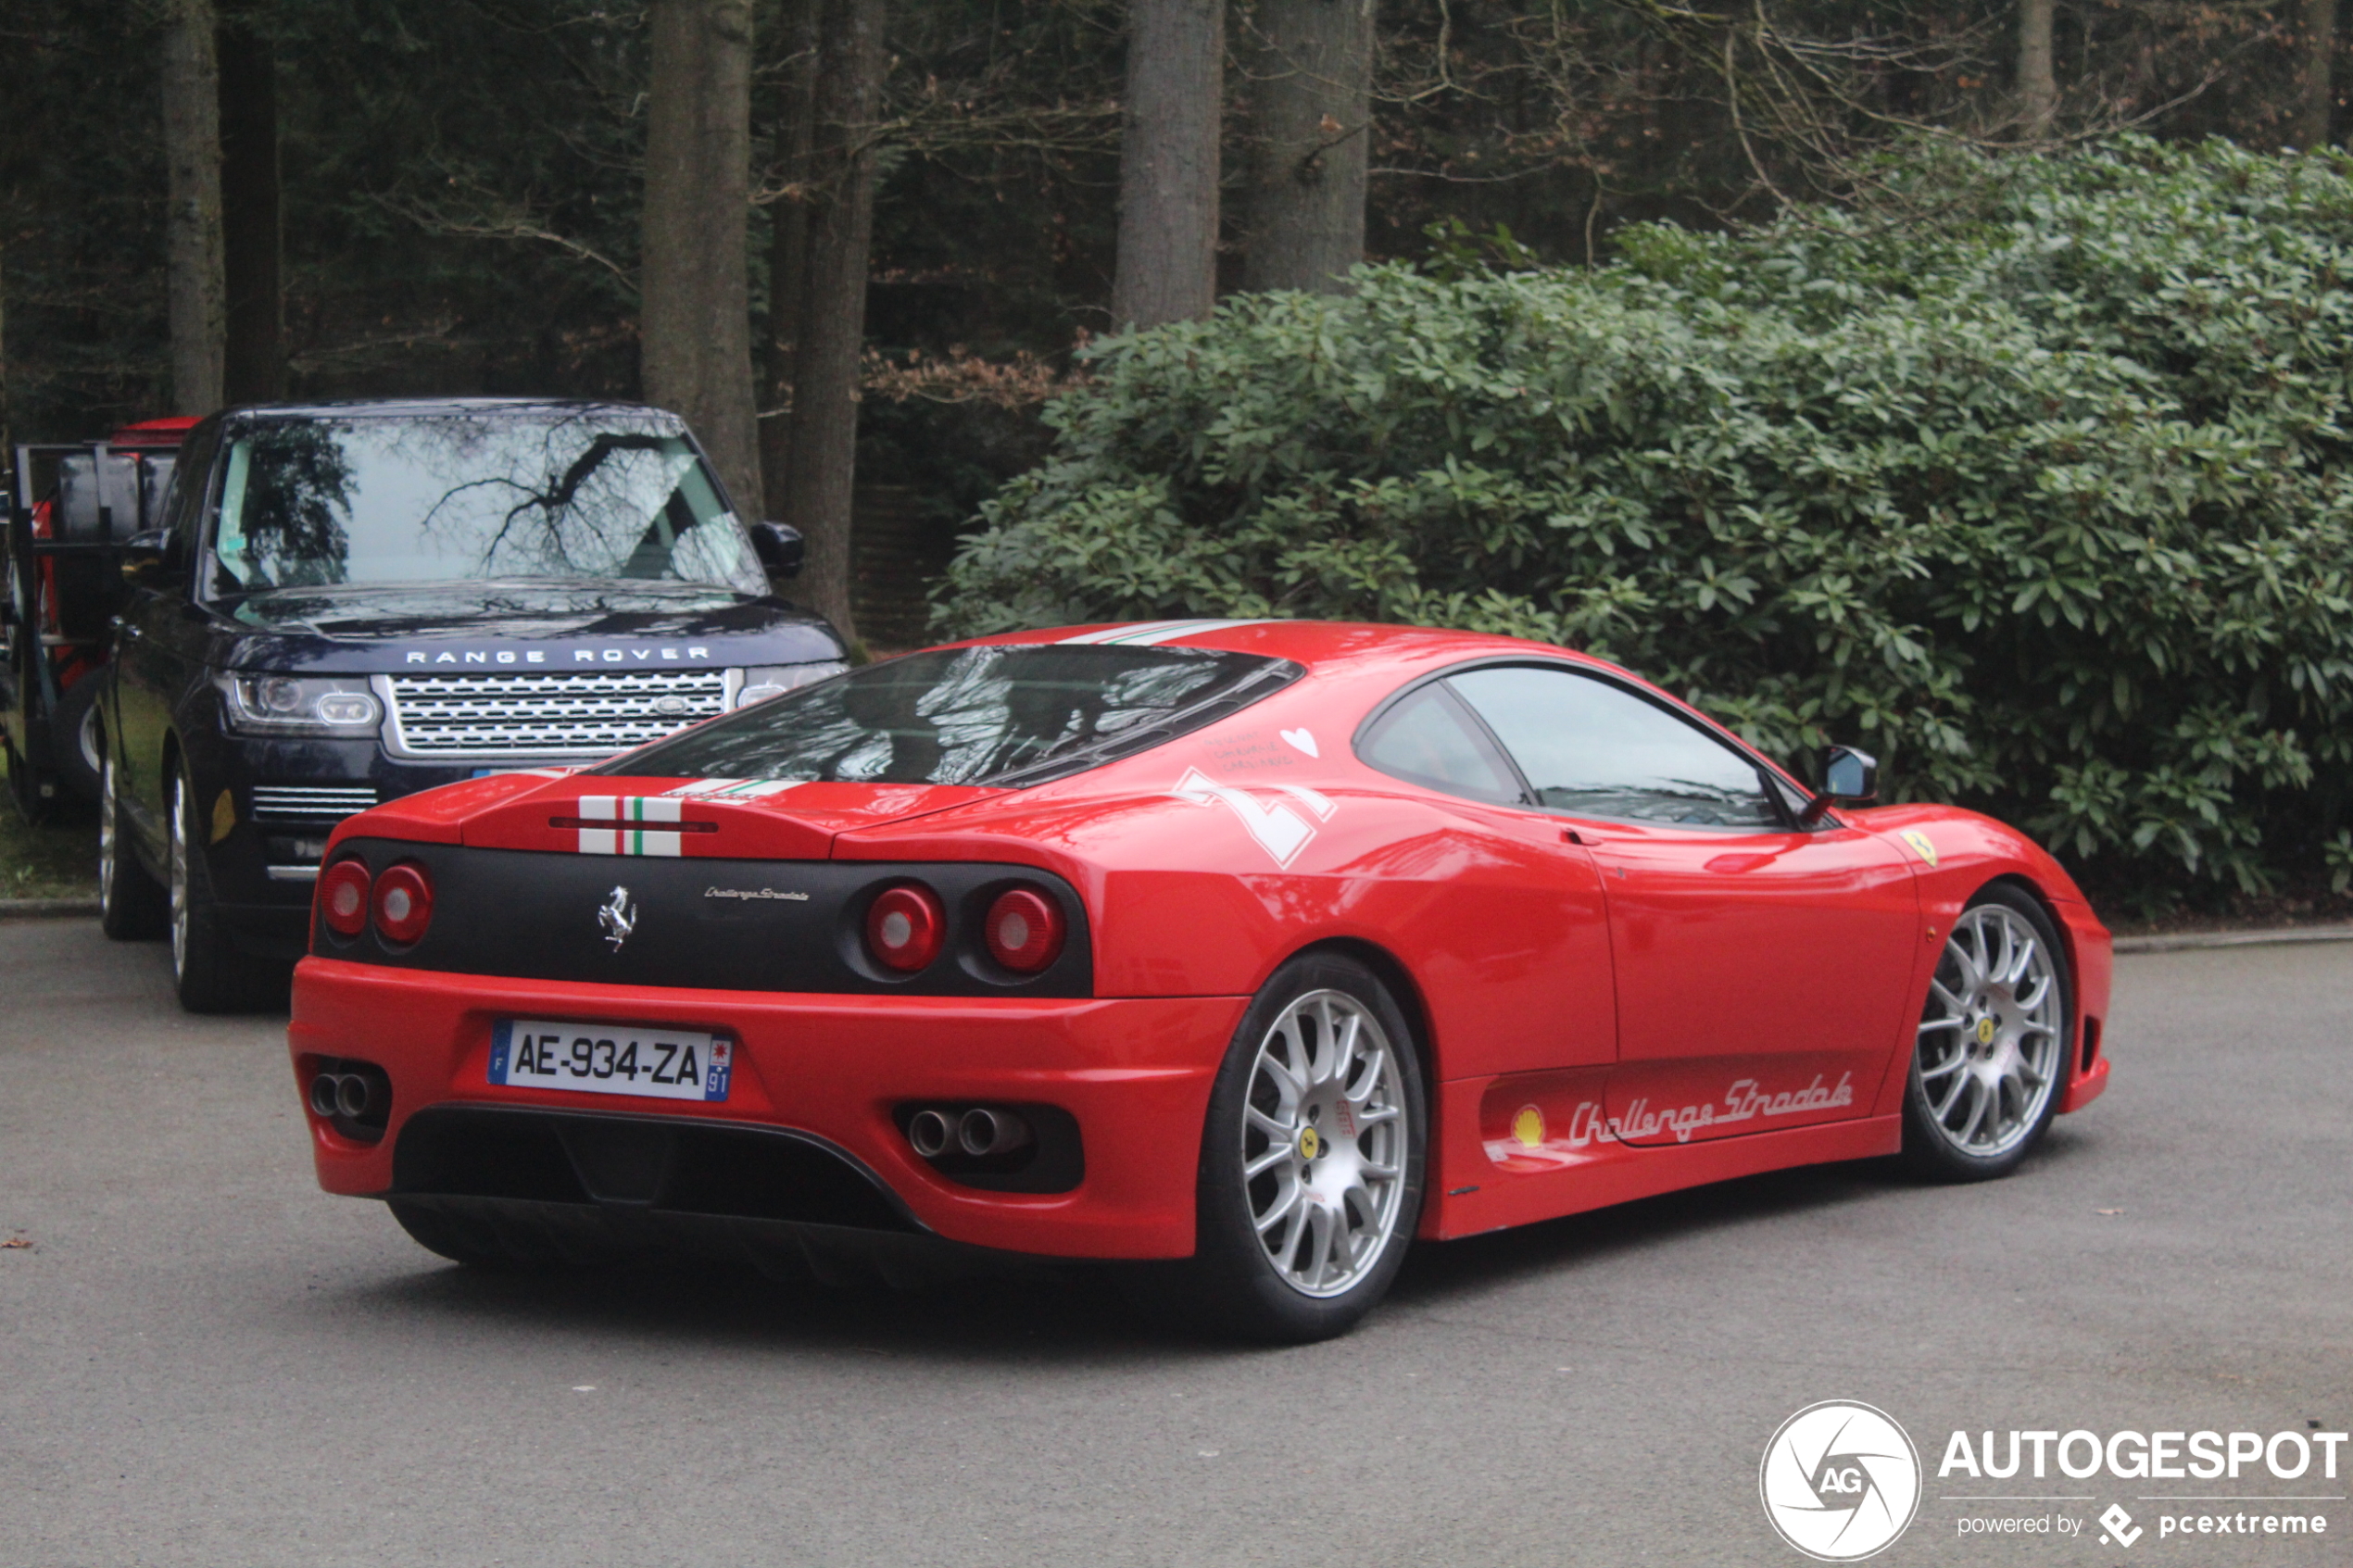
[1898,829,1939,867]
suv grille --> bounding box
[382,670,729,759]
[252,784,379,822]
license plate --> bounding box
[489,1019,733,1103]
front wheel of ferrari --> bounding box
[1901,884,2072,1182]
[1139,953,1428,1343]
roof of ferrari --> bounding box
[955,610,1637,686]
[971,618,1607,680]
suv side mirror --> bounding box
[1799,745,1878,825]
[749,521,803,579]
[119,528,174,584]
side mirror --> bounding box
[119,528,172,584]
[1799,745,1878,826]
[749,521,804,579]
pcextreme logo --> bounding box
[1760,1400,1924,1562]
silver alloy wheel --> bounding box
[1240,987,1408,1298]
[99,757,120,915]
[1915,904,2062,1158]
[168,774,190,979]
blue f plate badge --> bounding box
[489,1019,732,1103]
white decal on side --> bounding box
[1172,767,1328,868]
[1278,727,1319,758]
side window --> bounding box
[157,420,220,576]
[1447,665,1784,831]
[1356,683,1526,805]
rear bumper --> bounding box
[2053,896,2113,1115]
[288,958,1243,1259]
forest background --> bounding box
[6,0,2353,909]
[6,2,2338,606]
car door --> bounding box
[1445,663,1921,1146]
[1352,676,1617,1077]
[110,419,218,848]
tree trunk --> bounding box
[783,0,886,643]
[218,10,283,404]
[159,0,225,414]
[2017,0,2057,139]
[2296,0,2338,149]
[642,0,763,525]
[1239,0,1373,294]
[761,0,823,521]
[1111,0,1223,329]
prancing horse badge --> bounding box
[598,885,637,951]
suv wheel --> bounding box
[99,754,167,939]
[169,766,287,1012]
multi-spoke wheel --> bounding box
[1239,986,1412,1298]
[1902,885,2071,1180]
[1133,953,1427,1342]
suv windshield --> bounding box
[206,408,766,595]
[604,644,1302,788]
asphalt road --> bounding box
[3,920,2346,1568]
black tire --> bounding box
[98,751,167,940]
[1131,953,1428,1343]
[1900,884,2072,1183]
[168,763,289,1013]
[51,672,103,805]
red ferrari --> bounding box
[288,620,2110,1340]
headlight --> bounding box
[730,660,849,709]
[214,672,384,735]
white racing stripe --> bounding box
[577,795,684,856]
[1055,619,1273,646]
[660,777,801,800]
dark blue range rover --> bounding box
[96,398,848,1010]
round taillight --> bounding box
[320,859,371,938]
[371,863,434,946]
[865,884,944,972]
[984,886,1064,973]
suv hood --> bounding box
[208,581,844,673]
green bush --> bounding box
[935,136,2353,900]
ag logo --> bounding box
[1759,1400,1921,1562]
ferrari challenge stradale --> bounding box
[288,620,2111,1341]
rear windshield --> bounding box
[601,644,1303,788]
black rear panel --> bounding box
[319,837,1091,997]
[392,1105,917,1232]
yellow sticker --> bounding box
[1976,1017,1996,1046]
[1296,1126,1322,1160]
[1898,828,1939,867]
[1511,1105,1547,1148]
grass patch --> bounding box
[0,757,97,900]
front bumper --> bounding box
[288,958,1243,1260]
[197,735,595,958]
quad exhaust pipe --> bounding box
[902,1103,1034,1161]
[957,1107,1031,1158]
[906,1108,954,1159]
[308,1060,390,1133]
